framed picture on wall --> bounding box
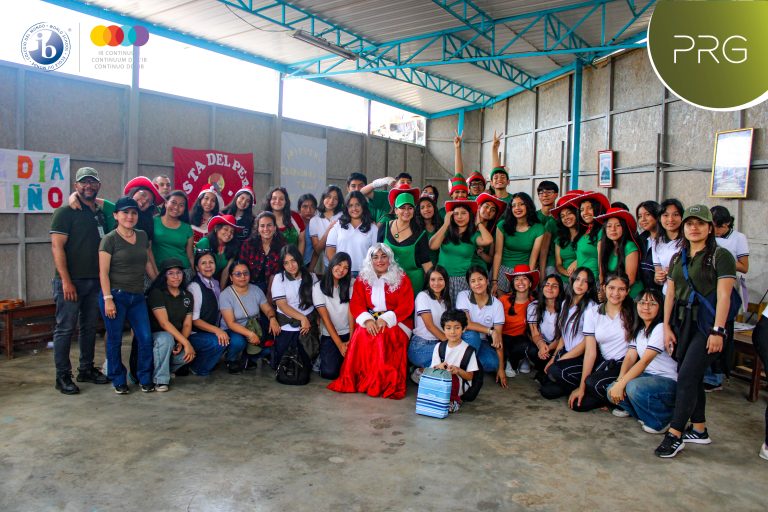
[710,128,754,198]
[598,150,614,188]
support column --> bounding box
[570,63,583,191]
[273,73,285,187]
[126,45,140,182]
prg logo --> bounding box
[20,22,71,71]
[90,25,149,47]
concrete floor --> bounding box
[0,343,765,512]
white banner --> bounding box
[280,132,327,199]
[0,148,70,213]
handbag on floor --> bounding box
[415,368,452,419]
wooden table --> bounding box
[732,329,764,402]
[1,300,56,359]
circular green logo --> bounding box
[648,0,768,111]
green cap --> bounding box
[394,193,415,208]
[75,167,100,182]
[682,204,713,223]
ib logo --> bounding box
[20,23,71,71]
[90,25,150,47]
[648,0,768,111]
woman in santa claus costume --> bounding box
[328,244,414,399]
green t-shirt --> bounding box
[147,287,193,333]
[498,220,545,267]
[152,216,193,269]
[575,229,603,280]
[438,231,481,277]
[50,202,108,280]
[194,237,229,274]
[607,240,643,298]
[669,246,736,302]
[369,190,392,225]
[99,229,149,294]
[556,236,578,279]
[101,199,116,233]
[537,210,558,267]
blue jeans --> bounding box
[408,335,439,369]
[319,333,349,380]
[152,331,187,385]
[703,367,724,386]
[187,331,226,375]
[608,372,677,431]
[99,290,153,387]
[225,330,248,363]
[52,278,100,376]
[461,330,500,372]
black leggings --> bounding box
[752,316,768,445]
[540,352,584,399]
[503,334,530,370]
[570,359,623,412]
[670,328,718,433]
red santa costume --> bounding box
[328,244,414,399]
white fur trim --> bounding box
[356,312,374,326]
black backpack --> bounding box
[276,343,311,385]
[438,342,483,402]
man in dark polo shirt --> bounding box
[50,167,110,394]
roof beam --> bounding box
[218,0,493,105]
[431,0,496,44]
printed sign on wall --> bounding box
[0,148,70,213]
[172,147,254,205]
[280,132,327,199]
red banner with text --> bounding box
[172,147,254,206]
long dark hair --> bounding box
[262,187,292,226]
[632,287,664,339]
[160,190,190,224]
[422,184,439,203]
[190,190,220,227]
[598,216,634,283]
[559,267,598,340]
[465,265,492,299]
[446,204,476,244]
[502,192,540,236]
[204,225,239,261]
[636,200,660,231]
[320,251,352,304]
[672,217,719,281]
[422,265,451,310]
[556,205,583,248]
[580,199,605,244]
[533,273,565,342]
[339,191,374,233]
[317,186,344,216]
[254,211,285,246]
[222,190,254,231]
[598,274,635,341]
[415,195,442,232]
[147,263,187,296]
[658,198,684,243]
[278,244,314,310]
[506,273,534,316]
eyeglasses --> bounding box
[77,179,100,186]
[231,271,250,278]
[638,300,659,307]
[537,190,556,196]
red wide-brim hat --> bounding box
[594,207,638,235]
[549,190,585,217]
[207,214,243,232]
[475,192,506,223]
[504,264,540,290]
[444,199,478,216]
[388,184,421,208]
[123,176,163,205]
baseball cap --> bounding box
[682,204,713,223]
[75,167,100,182]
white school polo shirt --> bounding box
[309,213,342,266]
[326,222,378,272]
[561,301,596,352]
[413,291,448,340]
[629,323,678,381]
[312,281,353,337]
[526,300,559,343]
[271,272,318,331]
[582,305,629,361]
[715,229,749,260]
[455,290,505,341]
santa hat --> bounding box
[234,186,255,202]
[197,185,224,210]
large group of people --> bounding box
[49,148,767,461]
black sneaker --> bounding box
[114,384,130,395]
[55,374,80,395]
[703,383,722,393]
[140,383,156,393]
[682,425,712,445]
[76,367,109,384]
[655,433,684,458]
[227,361,244,374]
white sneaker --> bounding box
[642,423,670,434]
[410,367,424,384]
[505,361,517,378]
[611,408,630,418]
[518,359,531,374]
[156,384,169,392]
[760,443,768,461]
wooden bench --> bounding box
[732,329,764,402]
[1,300,57,359]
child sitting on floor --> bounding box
[431,309,479,413]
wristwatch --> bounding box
[710,326,727,338]
[488,326,495,336]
